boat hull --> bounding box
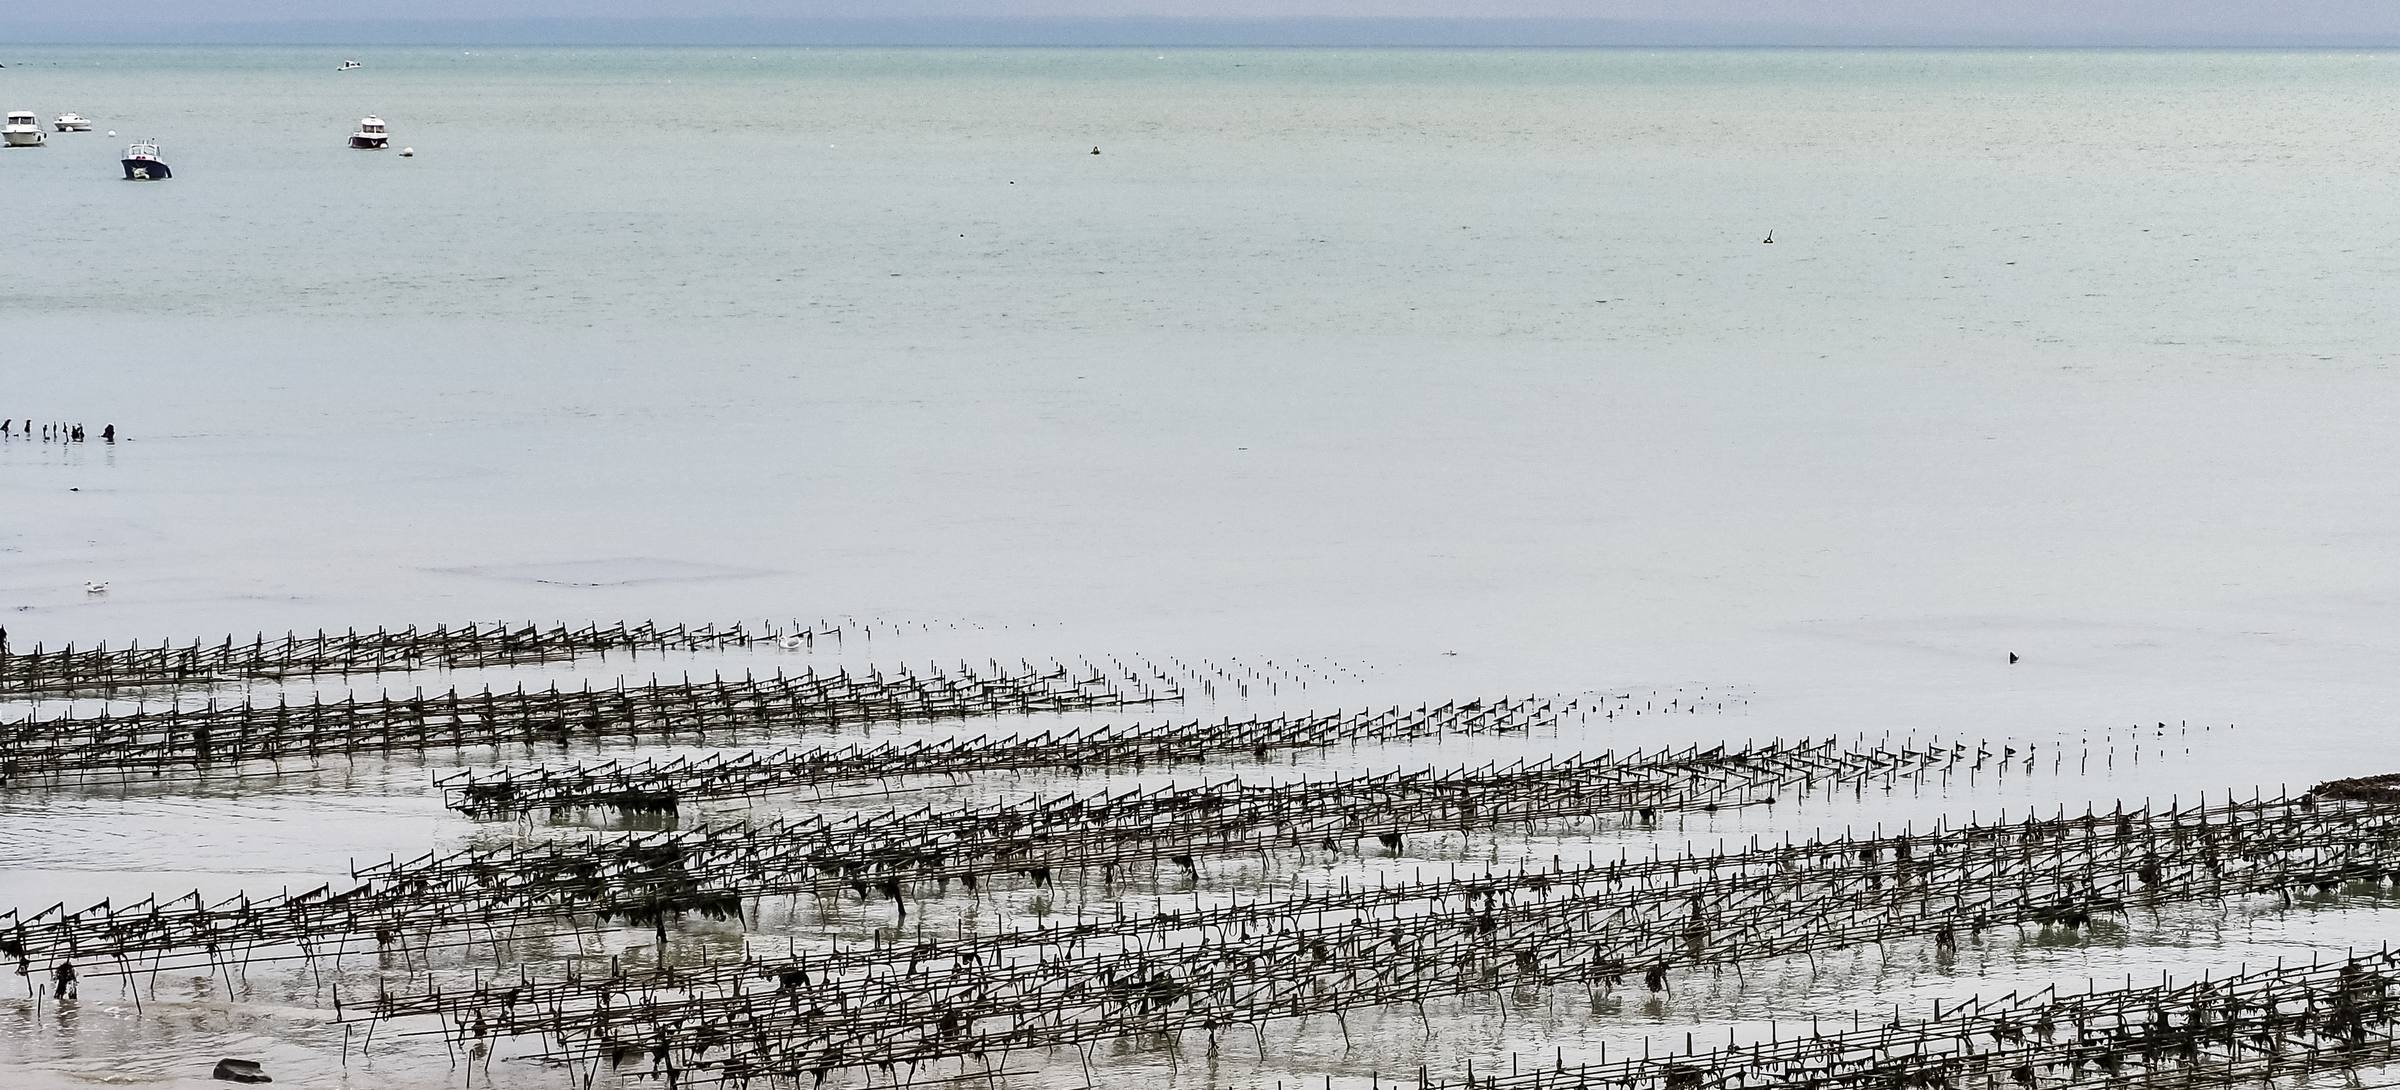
[349,135,387,149]
[122,159,171,180]
[3,132,45,148]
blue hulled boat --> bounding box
[122,142,171,180]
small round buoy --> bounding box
[106,130,117,137]
[399,147,414,157]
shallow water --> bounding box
[4,44,2400,1089]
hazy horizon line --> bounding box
[19,16,2400,49]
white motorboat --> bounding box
[338,60,362,71]
[121,141,170,180]
[54,113,91,132]
[349,115,389,149]
[3,112,45,148]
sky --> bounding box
[18,0,2400,45]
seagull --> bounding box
[83,581,109,595]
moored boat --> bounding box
[55,113,92,132]
[3,111,45,148]
[121,141,170,180]
[349,116,389,149]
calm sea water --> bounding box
[4,46,2400,1088]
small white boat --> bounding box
[338,60,362,71]
[121,141,170,180]
[54,113,91,132]
[3,111,45,148]
[349,115,389,150]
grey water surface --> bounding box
[3,45,2400,1088]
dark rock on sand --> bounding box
[213,1058,272,1083]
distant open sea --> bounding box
[8,44,2398,648]
[2,46,2396,338]
[5,46,2400,1088]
